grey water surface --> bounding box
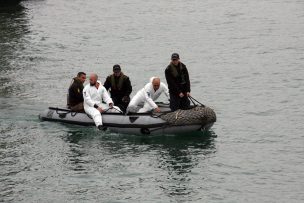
[1,0,303,202]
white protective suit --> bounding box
[83,81,118,126]
[128,77,169,113]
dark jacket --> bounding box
[68,77,84,106]
[165,62,190,95]
[104,73,132,101]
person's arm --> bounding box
[101,86,113,106]
[83,86,95,107]
[124,77,132,96]
[68,84,76,99]
[71,84,84,101]
[103,76,111,91]
[183,65,191,93]
[161,82,170,99]
[143,87,158,109]
[165,67,181,95]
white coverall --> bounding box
[83,81,116,126]
[128,79,169,113]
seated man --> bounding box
[127,77,169,113]
[67,72,86,112]
[104,64,132,112]
[83,73,116,130]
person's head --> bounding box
[89,73,98,86]
[77,72,86,83]
[152,77,161,91]
[113,64,121,77]
[171,53,180,66]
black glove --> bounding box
[122,96,130,103]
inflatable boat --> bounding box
[39,103,216,135]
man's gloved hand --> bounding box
[122,96,130,103]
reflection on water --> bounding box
[64,129,217,159]
[63,128,216,198]
[152,132,216,197]
[0,5,29,96]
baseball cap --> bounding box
[171,53,179,60]
[113,64,121,72]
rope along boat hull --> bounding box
[39,106,216,135]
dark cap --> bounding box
[113,64,121,72]
[171,53,179,60]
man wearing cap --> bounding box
[165,53,191,111]
[104,64,132,112]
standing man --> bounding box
[165,53,191,111]
[83,73,114,130]
[127,77,169,113]
[67,72,86,112]
[104,64,132,112]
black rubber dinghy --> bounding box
[39,103,216,135]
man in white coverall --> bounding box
[127,77,169,113]
[83,73,115,130]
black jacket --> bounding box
[68,77,84,106]
[165,62,191,95]
[104,73,132,100]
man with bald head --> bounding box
[127,77,169,113]
[83,73,114,130]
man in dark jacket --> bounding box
[104,64,132,112]
[165,53,191,111]
[67,72,86,112]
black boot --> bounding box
[97,125,107,131]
